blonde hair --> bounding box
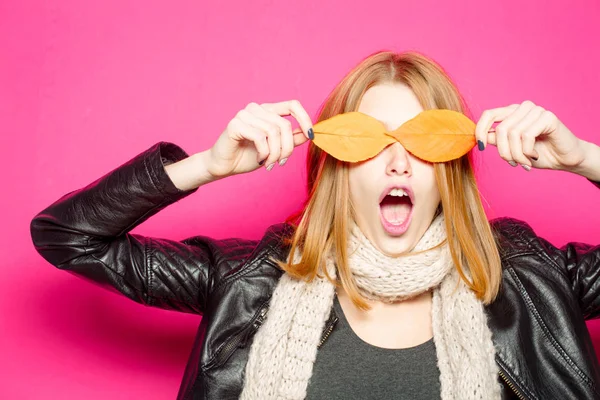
[275,50,502,310]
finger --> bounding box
[277,127,293,166]
[475,104,518,149]
[237,109,281,168]
[496,101,536,166]
[229,118,269,164]
[263,100,314,141]
[486,129,497,146]
[521,116,553,163]
[264,127,282,170]
[509,106,543,162]
[508,129,530,168]
[492,107,527,165]
[248,104,294,166]
[494,125,514,166]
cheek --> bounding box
[412,163,440,202]
[348,166,379,209]
[349,174,369,205]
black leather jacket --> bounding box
[30,142,600,400]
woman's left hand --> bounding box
[475,100,587,171]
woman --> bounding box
[30,51,600,400]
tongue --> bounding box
[380,198,411,225]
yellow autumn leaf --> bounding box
[311,109,476,163]
[312,112,396,162]
[389,109,476,162]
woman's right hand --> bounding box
[205,100,314,179]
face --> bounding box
[348,82,441,256]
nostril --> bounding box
[386,149,412,175]
[389,166,411,175]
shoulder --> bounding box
[490,216,536,241]
[182,222,295,284]
[257,222,295,263]
[488,216,570,277]
[181,222,293,258]
[489,216,546,259]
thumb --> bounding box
[293,128,310,147]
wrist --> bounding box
[565,140,600,182]
[192,150,226,186]
[163,149,222,192]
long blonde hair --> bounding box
[274,50,502,310]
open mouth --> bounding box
[379,188,414,235]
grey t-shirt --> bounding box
[305,294,441,399]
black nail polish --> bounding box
[477,140,485,151]
[308,128,314,140]
[258,159,266,166]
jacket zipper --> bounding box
[253,306,269,329]
[205,306,269,370]
[317,316,338,349]
[498,367,528,400]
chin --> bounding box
[373,224,415,257]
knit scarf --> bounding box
[240,213,501,399]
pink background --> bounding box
[2,0,600,398]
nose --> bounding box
[385,142,412,177]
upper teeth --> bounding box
[388,188,408,197]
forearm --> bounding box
[566,140,600,183]
[31,142,197,245]
[164,149,221,191]
[30,141,209,315]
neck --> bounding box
[336,285,435,349]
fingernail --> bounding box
[508,160,518,167]
[266,163,275,171]
[308,128,314,140]
[477,140,485,151]
[279,158,288,166]
[258,159,266,166]
[521,164,531,171]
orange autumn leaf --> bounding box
[312,112,396,162]
[387,109,477,163]
[311,109,476,163]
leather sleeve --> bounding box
[536,237,600,320]
[537,178,600,320]
[29,141,240,315]
[493,178,600,320]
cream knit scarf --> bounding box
[240,213,501,399]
